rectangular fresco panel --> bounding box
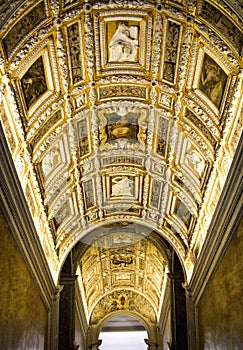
[150,179,163,209]
[200,1,243,55]
[67,22,84,85]
[156,116,169,158]
[77,118,90,158]
[3,2,46,57]
[105,112,139,142]
[83,179,95,210]
[174,198,191,228]
[21,56,48,109]
[162,21,181,84]
[199,54,227,108]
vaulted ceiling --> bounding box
[0,0,242,329]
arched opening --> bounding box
[57,229,189,349]
[99,315,148,350]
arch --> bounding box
[56,219,189,285]
[87,310,158,350]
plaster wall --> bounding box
[162,309,171,350]
[198,218,243,349]
[75,311,86,350]
[0,209,48,349]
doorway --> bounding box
[99,315,148,350]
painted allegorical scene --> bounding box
[199,54,227,108]
[21,56,48,108]
[107,112,138,140]
[99,112,139,144]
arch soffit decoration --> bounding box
[0,0,242,324]
[76,232,170,320]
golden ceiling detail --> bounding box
[78,236,168,320]
[0,0,242,320]
[90,290,157,326]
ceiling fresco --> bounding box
[0,0,242,326]
[77,235,168,321]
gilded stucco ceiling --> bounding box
[0,0,242,327]
[76,230,169,321]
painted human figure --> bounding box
[200,55,227,107]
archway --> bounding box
[57,229,188,350]
[99,315,148,350]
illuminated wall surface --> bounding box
[0,209,47,350]
[198,219,243,349]
[100,331,148,350]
